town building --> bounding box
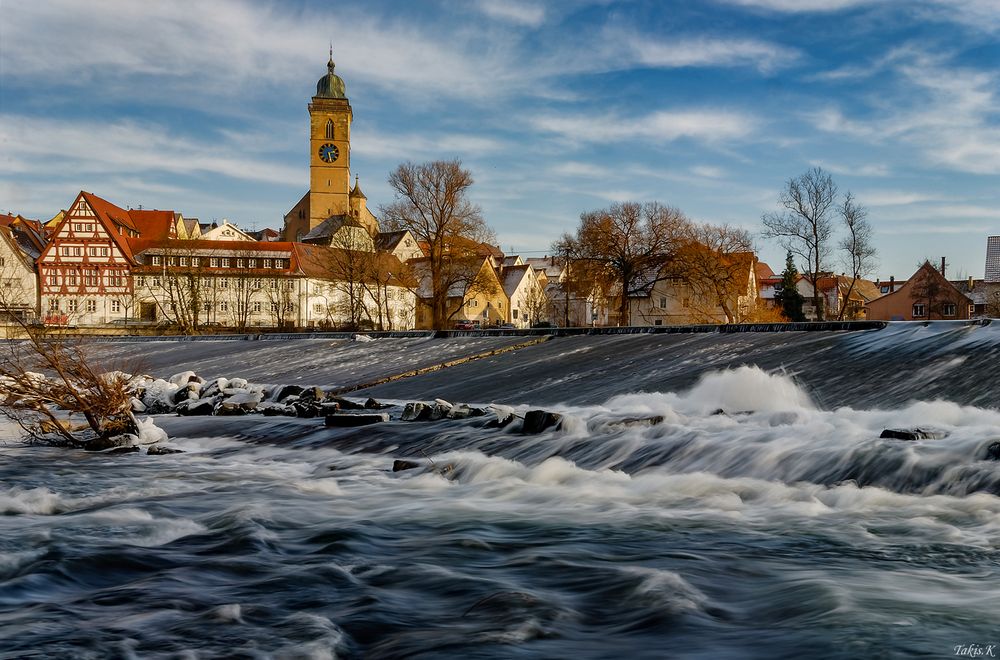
[866,261,973,321]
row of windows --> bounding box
[136,276,295,291]
[46,270,126,287]
[70,223,96,233]
[912,303,966,317]
[206,301,293,313]
[59,245,111,257]
[147,255,289,269]
[48,299,102,313]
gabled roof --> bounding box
[755,262,775,279]
[77,191,139,262]
[524,257,564,279]
[374,230,409,252]
[501,264,533,298]
[128,209,176,241]
[291,242,411,286]
[301,215,366,243]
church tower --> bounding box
[283,52,353,241]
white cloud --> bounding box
[855,190,946,206]
[352,130,506,160]
[691,165,727,179]
[716,0,876,12]
[550,162,611,178]
[615,31,800,73]
[473,0,546,27]
[0,115,303,187]
[532,109,756,145]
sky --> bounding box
[1,0,999,280]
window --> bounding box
[219,301,228,312]
[512,309,519,320]
[218,278,229,289]
[203,302,212,313]
[313,303,324,313]
[252,278,262,290]
[263,259,272,269]
[942,303,956,317]
[84,269,98,286]
[271,303,279,312]
[325,118,334,139]
[152,256,162,265]
[658,296,667,309]
[179,257,188,267]
[74,247,82,256]
[167,257,177,266]
[61,247,70,256]
[101,247,109,257]
[654,319,663,326]
[252,302,262,313]
[268,279,278,289]
[88,246,98,256]
[152,276,161,288]
[136,276,146,287]
[880,285,890,294]
[67,299,78,313]
[912,303,926,317]
[49,299,60,311]
[85,299,96,313]
[210,257,219,268]
[221,258,230,268]
[67,273,78,286]
[111,300,121,313]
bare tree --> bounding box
[262,276,296,329]
[565,202,689,326]
[381,160,496,329]
[676,223,756,323]
[837,192,878,320]
[0,327,139,445]
[762,167,837,320]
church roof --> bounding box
[315,53,347,99]
[349,176,366,199]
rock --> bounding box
[223,391,262,411]
[325,413,390,427]
[85,434,136,451]
[320,402,341,416]
[521,410,562,434]
[428,400,453,421]
[392,459,421,472]
[299,386,326,403]
[364,397,387,410]
[130,397,147,413]
[172,383,201,405]
[261,403,297,417]
[136,418,168,445]
[484,411,516,428]
[880,428,949,441]
[168,371,199,387]
[108,445,141,455]
[176,397,217,416]
[401,402,431,422]
[447,404,472,420]
[329,397,364,410]
[982,441,1000,461]
[273,384,304,402]
[294,402,319,418]
[147,444,184,455]
[201,378,229,398]
[228,377,249,390]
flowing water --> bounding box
[2,323,999,658]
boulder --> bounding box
[147,444,184,455]
[325,413,390,427]
[175,397,217,416]
[329,397,365,410]
[880,428,948,441]
[130,397,147,413]
[227,377,249,390]
[294,402,319,418]
[484,411,516,429]
[172,383,201,405]
[168,371,200,388]
[521,410,562,434]
[223,391,262,411]
[273,384,304,403]
[392,459,421,472]
[427,400,453,421]
[299,386,326,403]
[84,434,136,452]
[214,404,247,416]
[260,403,297,417]
[401,402,431,422]
[108,445,141,455]
[201,378,229,398]
[364,397,387,410]
[982,441,1000,461]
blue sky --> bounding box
[2,0,998,279]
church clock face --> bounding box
[318,143,340,163]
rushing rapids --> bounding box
[2,322,999,657]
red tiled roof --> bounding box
[128,209,176,241]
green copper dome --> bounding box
[315,55,346,99]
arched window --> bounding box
[325,119,334,139]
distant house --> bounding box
[866,261,973,321]
[500,263,546,327]
[200,220,256,242]
[0,214,45,323]
[374,230,424,262]
[411,255,506,329]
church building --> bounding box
[282,53,378,243]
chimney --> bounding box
[889,275,895,292]
[968,276,974,290]
[940,256,947,277]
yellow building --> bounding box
[283,53,378,242]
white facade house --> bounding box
[0,215,43,324]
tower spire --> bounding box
[328,42,334,72]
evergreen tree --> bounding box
[778,250,806,322]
